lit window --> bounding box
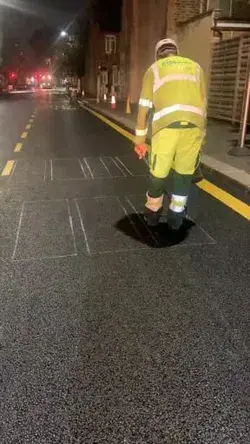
[105,35,116,54]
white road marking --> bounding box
[12,202,25,261]
[13,253,78,262]
[99,157,112,177]
[50,159,54,181]
[83,158,94,179]
[44,160,47,181]
[115,157,134,176]
[78,159,87,178]
[116,196,146,245]
[74,199,91,254]
[110,157,127,177]
[66,199,78,254]
[195,223,217,244]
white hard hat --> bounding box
[155,38,179,58]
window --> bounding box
[105,35,116,54]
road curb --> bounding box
[79,100,250,204]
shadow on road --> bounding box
[115,214,195,248]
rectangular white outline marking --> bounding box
[115,157,134,176]
[12,199,78,262]
[126,193,216,246]
[9,160,46,184]
[74,195,217,256]
[74,199,91,254]
[83,158,94,179]
[75,196,147,255]
[50,158,86,181]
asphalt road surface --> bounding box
[0,90,250,443]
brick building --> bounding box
[84,24,121,99]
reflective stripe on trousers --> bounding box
[169,194,187,213]
[139,98,153,108]
[135,128,148,136]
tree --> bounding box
[29,26,56,63]
[55,17,89,81]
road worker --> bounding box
[134,38,207,229]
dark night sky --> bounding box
[2,0,94,41]
[1,0,122,63]
[2,0,122,41]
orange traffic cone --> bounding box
[111,94,116,109]
[126,96,131,114]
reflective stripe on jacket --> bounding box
[135,55,207,140]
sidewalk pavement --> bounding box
[80,98,250,195]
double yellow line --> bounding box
[1,109,36,176]
[85,105,250,221]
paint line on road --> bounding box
[1,160,15,176]
[115,157,134,176]
[21,132,28,139]
[86,106,250,221]
[111,157,127,177]
[50,159,54,181]
[14,142,23,152]
[74,199,91,254]
[99,157,112,177]
[66,199,78,255]
[12,202,25,261]
[197,179,250,221]
[78,159,87,178]
[25,124,32,130]
[83,158,94,179]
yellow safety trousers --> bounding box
[150,126,203,178]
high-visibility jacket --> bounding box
[135,55,207,143]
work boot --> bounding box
[167,209,185,231]
[144,206,163,227]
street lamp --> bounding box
[60,31,68,38]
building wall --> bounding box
[122,0,168,102]
[167,0,207,36]
[84,24,120,97]
[121,0,210,102]
[178,11,215,79]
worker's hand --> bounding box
[135,143,147,160]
